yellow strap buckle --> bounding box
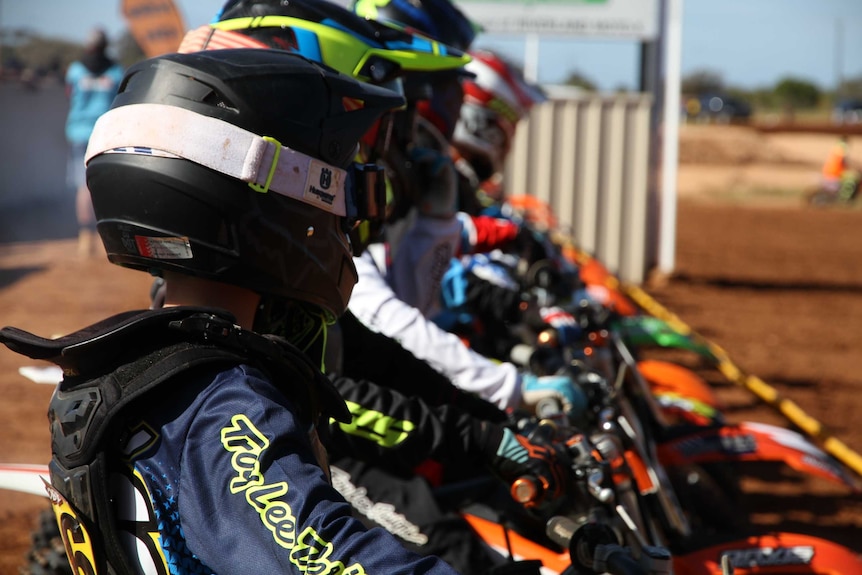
[248,136,281,194]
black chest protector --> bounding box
[0,306,350,575]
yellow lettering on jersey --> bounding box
[221,413,270,493]
[291,527,367,575]
[221,414,367,575]
[337,401,415,447]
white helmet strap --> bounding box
[86,103,350,217]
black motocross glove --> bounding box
[485,427,568,510]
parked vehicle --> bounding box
[832,98,862,124]
[684,93,752,124]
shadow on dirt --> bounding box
[0,198,77,244]
[742,489,856,516]
[740,490,862,553]
[760,522,862,554]
[754,376,819,389]
[723,462,862,551]
[0,267,47,290]
[712,396,766,413]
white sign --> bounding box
[458,0,659,39]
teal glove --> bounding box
[491,428,567,508]
[521,373,588,418]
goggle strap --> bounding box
[349,163,386,221]
[86,103,349,217]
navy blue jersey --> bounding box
[117,362,459,575]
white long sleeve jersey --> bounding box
[348,247,522,411]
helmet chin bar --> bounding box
[87,103,385,228]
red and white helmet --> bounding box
[453,50,545,180]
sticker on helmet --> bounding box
[135,236,193,259]
[304,158,343,210]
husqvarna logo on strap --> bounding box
[721,546,814,568]
[221,414,368,575]
[319,167,332,190]
[304,159,340,208]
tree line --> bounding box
[565,67,862,113]
[678,69,862,111]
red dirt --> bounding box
[646,200,862,553]
[0,241,152,574]
[2,163,862,569]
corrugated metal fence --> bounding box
[504,93,654,284]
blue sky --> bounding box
[3,0,862,91]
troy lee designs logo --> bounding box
[720,546,815,568]
[221,414,367,575]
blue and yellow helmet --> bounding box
[352,0,479,52]
[197,0,471,85]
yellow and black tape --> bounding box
[619,278,862,479]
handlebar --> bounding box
[510,476,543,506]
[546,518,671,575]
[597,544,670,575]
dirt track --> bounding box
[0,240,153,574]
[1,126,862,571]
[647,200,862,551]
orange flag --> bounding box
[122,0,187,57]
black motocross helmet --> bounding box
[85,49,404,318]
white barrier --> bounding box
[504,92,654,283]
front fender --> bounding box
[638,359,723,426]
[673,532,862,575]
[657,422,858,490]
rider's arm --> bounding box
[458,212,520,254]
[339,310,507,423]
[324,375,567,501]
[325,373,506,475]
[348,250,523,411]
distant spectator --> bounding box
[64,28,124,257]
